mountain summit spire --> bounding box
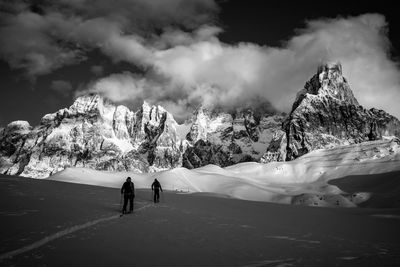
[280,62,399,160]
[294,61,359,108]
[317,61,342,77]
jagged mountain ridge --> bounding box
[0,95,186,177]
[1,62,400,178]
[0,94,283,177]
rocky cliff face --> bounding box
[0,95,185,178]
[182,108,285,168]
[278,62,400,160]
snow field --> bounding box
[51,139,400,207]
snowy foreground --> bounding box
[1,174,400,266]
[51,139,400,207]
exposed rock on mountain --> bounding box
[0,93,285,177]
[279,62,400,160]
[0,95,185,177]
[0,121,33,175]
[182,107,285,168]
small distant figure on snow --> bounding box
[151,178,163,203]
[121,177,135,214]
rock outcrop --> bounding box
[278,62,400,160]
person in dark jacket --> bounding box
[121,177,135,214]
[151,178,163,203]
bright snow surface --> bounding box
[50,139,400,206]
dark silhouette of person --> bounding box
[121,177,135,214]
[151,178,163,203]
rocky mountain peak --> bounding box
[70,94,104,115]
[317,61,342,80]
[141,101,168,124]
[292,61,359,112]
[4,121,32,133]
[317,61,359,106]
[277,62,400,161]
[186,107,211,143]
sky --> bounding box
[1,0,400,125]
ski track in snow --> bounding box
[0,210,39,216]
[264,235,321,244]
[0,203,153,261]
[242,258,296,267]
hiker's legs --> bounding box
[156,190,160,203]
[129,195,134,212]
[154,190,160,203]
[123,195,129,213]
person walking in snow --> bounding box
[121,177,135,214]
[151,178,163,203]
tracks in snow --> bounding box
[0,203,153,261]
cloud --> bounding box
[82,14,400,119]
[286,14,400,117]
[80,72,191,119]
[83,72,149,104]
[50,80,73,97]
[0,0,218,76]
[0,2,399,119]
[0,11,84,77]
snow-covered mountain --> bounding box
[0,95,283,177]
[0,95,186,177]
[1,62,400,178]
[275,62,400,161]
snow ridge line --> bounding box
[0,203,153,261]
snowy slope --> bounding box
[50,138,400,206]
[3,175,400,266]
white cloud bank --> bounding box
[0,1,399,119]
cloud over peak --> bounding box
[86,12,400,119]
[0,1,399,119]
